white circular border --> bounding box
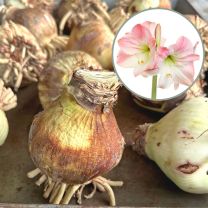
[112,9,204,101]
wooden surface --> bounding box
[0,84,208,207]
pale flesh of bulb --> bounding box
[0,110,9,146]
[145,98,208,193]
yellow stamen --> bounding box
[138,60,144,64]
[166,73,172,78]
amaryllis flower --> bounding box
[158,36,199,89]
[117,21,160,76]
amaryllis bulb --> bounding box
[133,97,208,194]
[0,79,17,145]
[29,92,124,184]
[7,7,57,47]
[3,7,68,60]
[66,21,114,70]
[28,51,124,206]
[0,21,47,90]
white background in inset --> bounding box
[113,9,204,100]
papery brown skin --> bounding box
[7,7,57,46]
[29,93,125,184]
[66,21,114,70]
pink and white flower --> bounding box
[158,36,199,89]
[117,21,200,94]
[117,22,160,76]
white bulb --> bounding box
[0,110,9,146]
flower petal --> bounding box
[176,63,195,86]
[117,21,164,77]
[134,60,159,77]
[177,54,199,62]
[158,74,173,89]
[142,67,159,76]
[117,51,139,68]
[117,51,130,64]
[182,63,195,80]
[118,36,142,54]
[118,23,156,55]
[131,24,153,43]
[157,36,198,90]
[133,67,146,76]
[134,49,159,77]
[171,36,195,57]
[158,47,169,59]
[142,21,157,36]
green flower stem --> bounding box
[151,75,157,100]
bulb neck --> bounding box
[132,123,151,156]
[68,69,121,113]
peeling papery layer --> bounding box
[70,69,121,112]
[0,21,47,90]
[38,51,102,109]
[132,123,151,156]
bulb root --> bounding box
[0,21,46,90]
[44,36,69,59]
[27,168,123,206]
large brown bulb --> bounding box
[29,93,124,184]
[7,7,57,46]
[66,21,114,70]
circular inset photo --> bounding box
[113,9,204,101]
